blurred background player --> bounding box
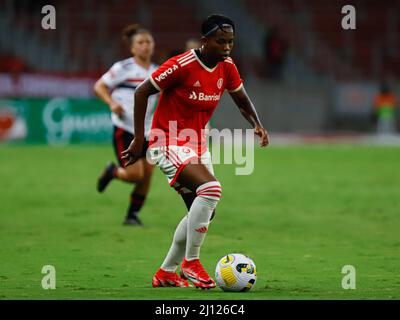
[373,82,397,135]
[166,38,201,59]
[94,24,158,226]
[185,38,201,51]
[122,14,269,288]
[263,26,287,81]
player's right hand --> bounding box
[254,125,269,147]
[121,138,143,167]
[110,101,124,117]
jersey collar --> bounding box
[192,49,218,73]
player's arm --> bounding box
[93,79,124,116]
[229,87,269,147]
[121,79,159,166]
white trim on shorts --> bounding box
[149,145,214,193]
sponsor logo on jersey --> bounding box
[189,91,221,101]
[193,80,201,87]
[155,64,178,82]
[189,91,197,100]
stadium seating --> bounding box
[1,0,399,80]
[0,0,200,76]
[244,0,400,80]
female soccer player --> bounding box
[122,15,269,288]
[94,24,158,226]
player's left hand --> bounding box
[254,125,269,147]
[121,138,143,166]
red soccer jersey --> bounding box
[148,49,243,155]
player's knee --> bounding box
[126,168,145,183]
[128,173,144,183]
[196,181,222,204]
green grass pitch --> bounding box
[0,144,399,299]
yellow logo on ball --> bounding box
[220,265,236,287]
[220,254,235,267]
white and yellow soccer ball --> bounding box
[215,253,257,292]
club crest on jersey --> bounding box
[189,91,221,101]
[217,78,223,89]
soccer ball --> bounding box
[215,253,257,292]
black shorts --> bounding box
[112,126,149,166]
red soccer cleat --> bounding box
[180,258,216,289]
[152,268,189,288]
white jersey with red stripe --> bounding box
[101,57,158,138]
[149,49,243,155]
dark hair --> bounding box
[201,14,235,37]
[122,23,150,45]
